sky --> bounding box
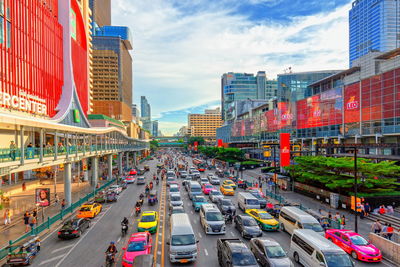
[112,0,352,135]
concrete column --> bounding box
[39,129,44,162]
[20,126,25,164]
[126,152,130,169]
[75,134,78,157]
[118,153,123,176]
[92,156,98,188]
[66,133,69,159]
[108,154,113,180]
[64,162,72,208]
[133,152,137,167]
[54,131,58,160]
[8,173,12,185]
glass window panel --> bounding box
[0,17,3,44]
[0,0,3,15]
[6,20,10,48]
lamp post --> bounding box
[354,147,358,233]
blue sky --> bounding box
[113,0,351,135]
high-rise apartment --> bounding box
[188,108,223,142]
[140,96,151,119]
[152,120,159,137]
[89,0,111,27]
[349,0,400,66]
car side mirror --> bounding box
[166,242,170,245]
[196,240,199,243]
[122,247,126,250]
[319,263,326,267]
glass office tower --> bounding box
[349,0,400,66]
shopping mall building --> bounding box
[217,48,400,159]
[0,1,147,202]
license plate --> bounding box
[180,259,189,263]
[213,230,219,232]
[373,258,378,260]
[65,232,69,234]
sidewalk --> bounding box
[243,168,373,237]
[0,180,94,247]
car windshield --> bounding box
[170,188,178,192]
[80,207,91,212]
[243,218,257,226]
[127,241,146,252]
[205,185,213,188]
[323,252,353,267]
[224,186,233,189]
[170,196,181,201]
[265,246,286,258]
[206,212,223,221]
[222,200,232,205]
[258,213,273,220]
[232,252,257,266]
[350,235,369,246]
[211,191,221,195]
[302,223,324,232]
[191,188,201,192]
[141,215,155,222]
[171,234,196,246]
[251,192,262,198]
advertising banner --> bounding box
[344,82,360,123]
[194,141,198,151]
[35,188,50,207]
[217,139,223,147]
[280,133,290,167]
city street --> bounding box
[29,157,395,267]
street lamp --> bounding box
[353,147,358,233]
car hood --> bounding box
[260,219,279,225]
[222,205,236,210]
[170,200,183,206]
[354,244,380,255]
[270,257,293,267]
[169,243,197,253]
[123,250,147,262]
[194,202,207,207]
[138,221,156,228]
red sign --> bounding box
[217,139,223,147]
[280,133,290,167]
[194,141,198,151]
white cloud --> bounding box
[112,0,351,133]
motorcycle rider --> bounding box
[145,185,150,195]
[105,241,118,262]
[121,217,129,234]
[156,176,160,185]
[149,181,153,190]
[225,206,234,223]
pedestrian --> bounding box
[381,223,388,238]
[258,176,261,184]
[364,202,371,216]
[371,219,382,234]
[9,141,16,161]
[32,209,37,219]
[3,209,11,225]
[22,182,26,191]
[61,199,66,210]
[27,142,33,148]
[37,238,41,251]
[328,211,332,221]
[379,205,386,215]
[386,224,394,240]
[260,182,263,190]
[340,215,346,229]
[28,214,35,230]
[54,193,59,204]
[23,211,30,232]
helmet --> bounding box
[110,241,115,245]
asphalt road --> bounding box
[30,154,395,267]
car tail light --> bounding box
[58,231,61,235]
[72,230,78,234]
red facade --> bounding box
[0,0,63,117]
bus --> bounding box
[193,159,206,172]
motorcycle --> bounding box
[156,179,159,186]
[138,199,144,206]
[121,223,128,236]
[225,214,233,224]
[105,252,115,267]
[135,206,141,216]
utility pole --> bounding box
[354,147,358,233]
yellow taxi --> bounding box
[246,209,279,231]
[223,180,237,190]
[220,185,235,196]
[137,211,158,234]
[77,202,102,219]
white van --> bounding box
[290,229,354,267]
[168,213,198,263]
[188,181,202,200]
[279,206,324,235]
[238,192,260,211]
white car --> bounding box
[109,185,123,195]
[200,177,209,186]
[209,177,220,185]
[209,190,224,203]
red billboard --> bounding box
[280,133,290,167]
[344,82,360,123]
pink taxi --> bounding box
[325,229,382,262]
[202,183,215,195]
[122,232,152,266]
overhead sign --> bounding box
[0,90,47,115]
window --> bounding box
[292,234,314,256]
[341,234,350,243]
[316,252,325,263]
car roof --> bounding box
[228,241,249,252]
[130,232,148,240]
[257,238,280,246]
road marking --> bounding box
[51,244,74,254]
[204,248,208,256]
[54,204,114,267]
[198,233,202,238]
[153,179,166,264]
[230,231,234,236]
[117,236,121,243]
[39,254,66,265]
[161,180,167,267]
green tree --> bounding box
[216,147,245,162]
[149,140,159,151]
[285,156,400,195]
[187,136,205,146]
[198,146,219,158]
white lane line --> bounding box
[198,233,202,238]
[204,249,208,256]
[54,204,114,267]
[117,236,121,243]
[51,244,75,254]
[39,254,66,265]
[191,211,194,214]
[230,231,235,236]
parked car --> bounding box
[58,218,90,239]
[234,215,262,239]
[325,229,382,262]
[249,237,293,266]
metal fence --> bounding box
[0,179,116,261]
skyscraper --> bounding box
[141,96,151,119]
[349,0,400,66]
[89,0,111,27]
[152,120,159,137]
